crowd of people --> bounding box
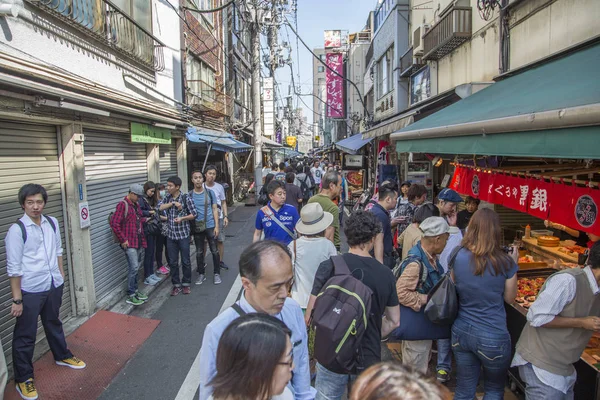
[6,155,600,400]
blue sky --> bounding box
[273,0,378,125]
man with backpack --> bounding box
[158,176,197,296]
[6,184,86,400]
[306,210,400,400]
[395,216,456,374]
[109,183,149,306]
[198,240,315,400]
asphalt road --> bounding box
[98,204,258,400]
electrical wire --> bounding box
[283,16,369,121]
[182,0,234,13]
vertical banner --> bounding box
[326,53,345,118]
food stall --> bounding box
[334,133,374,209]
[448,162,600,398]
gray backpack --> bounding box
[311,255,373,373]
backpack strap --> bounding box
[261,206,297,241]
[231,303,246,316]
[16,215,57,243]
[331,255,351,276]
[44,215,57,233]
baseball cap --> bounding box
[420,216,459,236]
[129,184,144,196]
[438,188,463,203]
[400,181,411,188]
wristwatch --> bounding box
[12,299,22,305]
[224,215,228,219]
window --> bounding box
[317,66,325,73]
[112,0,152,31]
[187,0,213,28]
[186,56,216,103]
[319,54,326,61]
[376,46,394,99]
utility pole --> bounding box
[250,2,263,193]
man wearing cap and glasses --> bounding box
[110,184,149,306]
[288,203,337,315]
[435,188,464,383]
[395,216,459,375]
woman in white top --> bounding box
[209,313,294,400]
[289,203,337,312]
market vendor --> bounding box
[545,220,594,248]
[512,241,600,399]
[457,196,480,232]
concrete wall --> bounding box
[0,0,182,105]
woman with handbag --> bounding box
[451,208,517,400]
[139,181,162,286]
[155,183,170,276]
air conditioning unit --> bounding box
[413,24,430,56]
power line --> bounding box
[182,0,234,13]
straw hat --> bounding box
[295,203,334,236]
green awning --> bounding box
[396,126,600,159]
[393,42,600,159]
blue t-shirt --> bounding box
[369,203,393,254]
[255,203,299,245]
[453,248,518,334]
[192,189,217,229]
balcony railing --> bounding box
[187,80,232,118]
[365,42,374,66]
[399,47,424,78]
[423,6,472,61]
[28,0,165,71]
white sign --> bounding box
[344,155,364,168]
[79,202,90,229]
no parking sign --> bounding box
[79,202,91,229]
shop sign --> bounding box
[131,123,171,144]
[451,166,600,235]
[286,136,297,147]
[344,155,364,169]
[324,30,342,48]
[325,53,345,118]
[410,66,431,105]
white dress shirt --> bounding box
[5,214,64,293]
[511,266,600,394]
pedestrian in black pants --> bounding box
[140,181,161,286]
[6,184,86,400]
[189,170,222,285]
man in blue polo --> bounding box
[253,180,299,245]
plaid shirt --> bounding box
[391,201,418,235]
[111,197,147,249]
[158,191,197,240]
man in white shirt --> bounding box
[204,165,230,271]
[310,160,324,186]
[6,184,86,400]
[512,242,600,399]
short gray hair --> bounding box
[322,171,340,190]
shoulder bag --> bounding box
[261,206,297,241]
[424,246,463,325]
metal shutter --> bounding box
[84,130,148,302]
[159,142,178,184]
[0,120,73,359]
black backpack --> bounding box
[311,255,373,373]
[15,215,56,243]
[298,176,311,202]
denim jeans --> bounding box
[518,363,574,400]
[315,363,356,400]
[437,338,452,373]
[451,319,511,400]
[124,247,143,295]
[143,234,157,279]
[167,237,191,287]
[194,228,220,275]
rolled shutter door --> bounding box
[0,120,73,359]
[84,130,148,302]
[159,142,178,183]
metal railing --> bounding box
[29,0,165,71]
[187,79,232,117]
[400,47,424,77]
[423,6,472,61]
[365,42,374,66]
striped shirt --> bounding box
[511,266,599,394]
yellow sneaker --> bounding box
[16,378,38,399]
[56,355,86,369]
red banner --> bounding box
[449,166,463,192]
[502,176,530,212]
[526,179,551,220]
[325,53,345,118]
[548,181,575,228]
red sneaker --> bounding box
[182,286,191,295]
[170,287,182,296]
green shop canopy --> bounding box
[392,42,600,159]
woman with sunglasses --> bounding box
[209,313,294,400]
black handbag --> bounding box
[424,246,463,325]
[257,188,268,206]
[146,214,162,236]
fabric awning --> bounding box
[392,42,600,159]
[186,127,252,153]
[242,132,283,148]
[362,112,414,139]
[334,133,373,155]
[271,148,302,159]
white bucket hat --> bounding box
[295,203,334,236]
